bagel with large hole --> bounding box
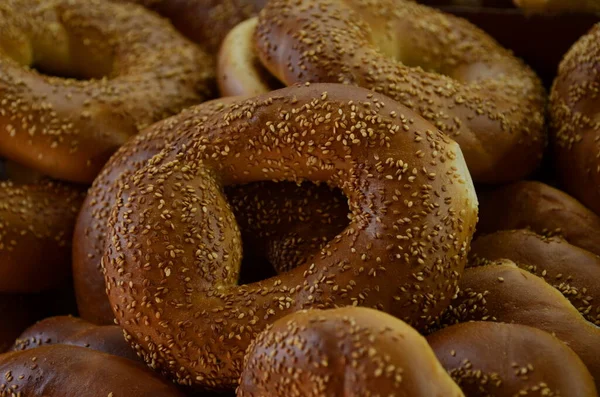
[218,0,547,183]
[0,0,213,183]
[102,83,478,389]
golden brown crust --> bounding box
[470,229,600,325]
[550,23,600,216]
[0,180,84,293]
[116,0,266,52]
[428,322,598,397]
[0,0,213,183]
[438,262,600,387]
[476,180,600,256]
[239,307,464,397]
[253,0,546,183]
[0,345,185,396]
[102,83,478,389]
[73,98,242,325]
[12,316,139,362]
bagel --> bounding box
[470,229,600,325]
[102,83,478,389]
[0,180,84,293]
[239,307,463,397]
[428,322,598,397]
[477,180,600,256]
[73,96,347,325]
[73,98,240,325]
[0,0,213,183]
[218,0,547,183]
[12,316,139,362]
[116,0,266,52]
[438,261,600,386]
[0,345,185,397]
[550,23,600,216]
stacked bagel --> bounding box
[0,0,598,396]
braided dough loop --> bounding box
[551,23,600,216]
[438,262,600,388]
[0,0,213,183]
[251,0,546,183]
[428,322,598,397]
[104,84,478,389]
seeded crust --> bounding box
[73,96,349,325]
[0,345,185,397]
[0,0,214,184]
[116,0,266,53]
[428,322,598,397]
[476,180,600,257]
[550,23,600,216]
[101,83,478,389]
[470,229,600,326]
[12,316,139,362]
[73,98,240,325]
[233,0,548,183]
[0,180,84,293]
[438,262,600,388]
[514,0,600,14]
[239,307,464,397]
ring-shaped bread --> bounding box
[103,83,478,389]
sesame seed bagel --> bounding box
[470,229,600,325]
[73,98,241,325]
[0,0,213,184]
[73,96,347,325]
[428,322,598,397]
[0,345,185,397]
[438,261,600,387]
[115,0,266,53]
[103,83,478,389]
[218,0,547,183]
[12,316,139,362]
[477,181,600,257]
[550,23,600,216]
[0,180,84,293]
[239,307,464,397]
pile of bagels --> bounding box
[0,0,599,396]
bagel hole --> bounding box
[227,181,350,285]
[27,27,114,80]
